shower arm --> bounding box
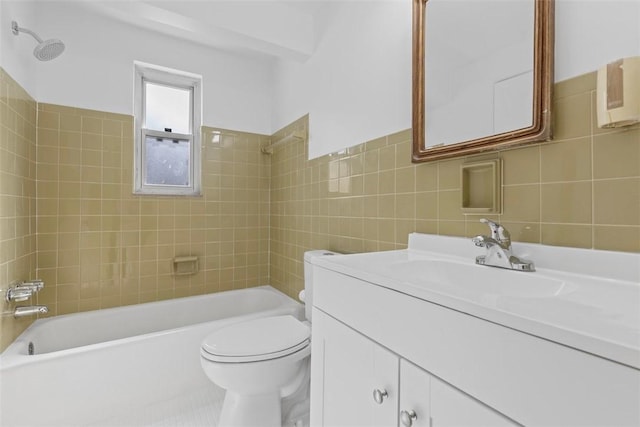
[11,21,44,43]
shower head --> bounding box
[11,21,65,61]
[33,38,65,61]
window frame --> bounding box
[133,62,202,196]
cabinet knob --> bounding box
[400,410,417,427]
[372,388,388,404]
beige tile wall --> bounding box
[34,104,271,318]
[0,68,38,350]
[269,72,640,299]
[1,68,638,351]
[0,67,271,352]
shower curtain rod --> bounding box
[261,130,305,154]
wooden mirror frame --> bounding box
[412,0,555,163]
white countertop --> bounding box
[312,234,640,370]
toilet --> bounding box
[200,250,336,427]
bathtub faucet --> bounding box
[14,305,48,318]
[472,219,535,272]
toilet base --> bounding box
[219,390,281,427]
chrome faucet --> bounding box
[14,305,48,318]
[472,219,535,272]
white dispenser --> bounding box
[596,56,640,128]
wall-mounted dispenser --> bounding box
[596,56,640,128]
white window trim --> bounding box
[133,61,202,196]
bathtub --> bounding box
[0,286,303,426]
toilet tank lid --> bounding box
[201,315,310,358]
[304,250,339,262]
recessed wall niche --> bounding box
[461,159,502,214]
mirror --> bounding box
[412,0,554,162]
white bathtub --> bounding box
[0,286,303,426]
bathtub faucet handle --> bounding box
[5,280,44,303]
[6,287,33,303]
[20,279,44,292]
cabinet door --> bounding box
[400,360,431,427]
[310,308,398,427]
[430,376,518,427]
[400,360,518,427]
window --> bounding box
[134,62,202,196]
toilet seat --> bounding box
[201,315,310,363]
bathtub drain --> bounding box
[28,341,34,355]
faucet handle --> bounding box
[5,287,34,302]
[479,218,511,245]
[20,279,44,292]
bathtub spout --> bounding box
[14,305,48,318]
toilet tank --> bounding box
[303,250,338,322]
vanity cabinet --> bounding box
[310,264,640,426]
[401,360,517,427]
[311,308,517,427]
[310,308,398,427]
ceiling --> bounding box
[81,0,335,62]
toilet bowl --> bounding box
[200,250,336,427]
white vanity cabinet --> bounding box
[310,262,640,426]
[311,308,517,427]
[310,308,398,427]
[401,360,517,427]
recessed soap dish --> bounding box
[173,256,199,275]
[461,159,501,214]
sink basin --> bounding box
[388,258,574,300]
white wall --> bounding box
[272,0,640,159]
[272,0,412,159]
[555,0,640,82]
[4,0,640,150]
[0,0,38,97]
[2,1,274,135]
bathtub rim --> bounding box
[0,285,302,369]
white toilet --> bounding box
[200,250,336,427]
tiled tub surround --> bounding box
[269,72,640,298]
[1,68,639,351]
[0,69,38,351]
[35,106,271,319]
